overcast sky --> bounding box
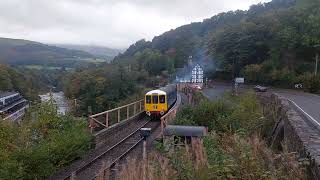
[0,0,270,49]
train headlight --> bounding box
[160,111,164,115]
[146,111,151,116]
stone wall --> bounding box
[259,93,320,179]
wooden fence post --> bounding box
[105,112,109,128]
[118,109,120,123]
[127,105,130,119]
[140,101,142,112]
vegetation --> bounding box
[114,0,320,92]
[62,0,320,115]
[209,0,320,92]
[118,92,306,179]
[0,101,92,179]
[0,64,67,101]
[63,48,175,115]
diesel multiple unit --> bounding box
[144,84,177,118]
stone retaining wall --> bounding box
[259,93,320,179]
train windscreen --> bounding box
[159,95,165,103]
[146,95,151,104]
[152,95,158,104]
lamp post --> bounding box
[140,128,151,180]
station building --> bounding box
[0,91,29,122]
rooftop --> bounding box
[163,125,207,137]
[0,91,18,98]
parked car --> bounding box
[253,85,268,92]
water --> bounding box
[39,91,69,115]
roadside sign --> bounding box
[235,77,244,83]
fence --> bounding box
[89,99,144,133]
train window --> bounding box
[146,95,151,104]
[159,95,165,103]
[152,95,158,104]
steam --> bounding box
[175,47,217,83]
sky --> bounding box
[0,0,270,49]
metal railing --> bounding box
[89,99,144,133]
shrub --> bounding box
[297,72,320,93]
[0,102,92,179]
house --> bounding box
[0,91,29,121]
[176,56,204,83]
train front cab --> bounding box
[145,90,168,119]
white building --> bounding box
[0,92,29,121]
[191,64,204,83]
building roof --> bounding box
[163,125,207,137]
[0,99,27,113]
[0,91,18,98]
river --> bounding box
[39,91,69,115]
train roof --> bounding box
[146,89,166,95]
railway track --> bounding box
[60,119,159,180]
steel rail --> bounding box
[91,120,160,180]
[64,119,151,180]
[89,137,144,180]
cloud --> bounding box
[0,0,270,48]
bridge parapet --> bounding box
[259,93,320,178]
[89,99,144,133]
[160,94,182,133]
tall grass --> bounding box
[117,135,305,180]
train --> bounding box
[144,84,177,118]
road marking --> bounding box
[288,99,320,127]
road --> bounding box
[274,90,320,125]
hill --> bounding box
[114,0,320,92]
[116,0,297,68]
[53,44,124,60]
[0,37,97,67]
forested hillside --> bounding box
[64,0,320,114]
[53,44,124,60]
[0,64,66,101]
[0,37,100,67]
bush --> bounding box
[297,72,320,93]
[175,92,265,134]
[0,102,92,179]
